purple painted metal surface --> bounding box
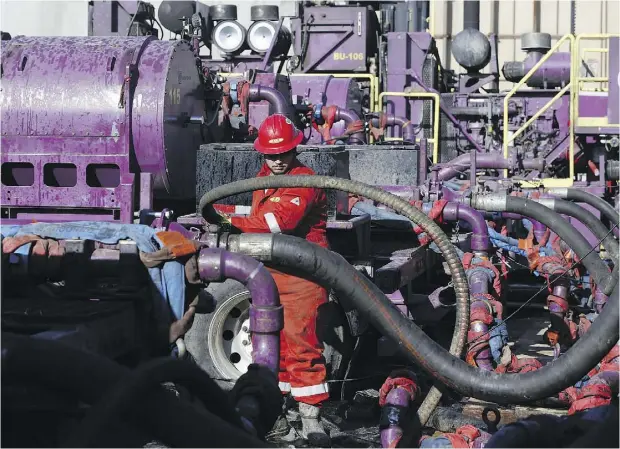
[443,203,490,252]
[380,386,413,448]
[1,36,204,223]
[291,6,375,73]
[288,76,358,144]
[197,247,283,373]
[468,270,494,370]
[436,153,543,181]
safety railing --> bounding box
[379,91,440,161]
[579,47,609,92]
[503,34,575,188]
[573,33,620,131]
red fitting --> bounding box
[456,425,481,444]
[568,383,612,415]
[378,374,418,407]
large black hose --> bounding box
[538,197,618,287]
[1,333,268,448]
[471,194,614,295]
[199,175,470,424]
[64,358,249,447]
[255,233,619,403]
[551,188,620,235]
[198,176,618,409]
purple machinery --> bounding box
[1,36,205,224]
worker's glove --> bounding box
[203,204,232,231]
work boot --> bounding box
[299,402,331,448]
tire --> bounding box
[185,279,355,397]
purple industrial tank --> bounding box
[1,36,205,224]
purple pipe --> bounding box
[334,107,366,144]
[436,153,544,181]
[594,289,608,314]
[468,270,494,371]
[532,219,547,243]
[380,385,415,448]
[443,203,491,252]
[248,84,291,119]
[197,248,283,374]
[370,114,416,143]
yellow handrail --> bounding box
[503,34,575,188]
[289,73,379,112]
[379,91,440,162]
[574,33,620,123]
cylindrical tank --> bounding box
[1,36,205,208]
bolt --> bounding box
[242,340,249,346]
[242,326,248,332]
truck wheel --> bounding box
[185,279,354,396]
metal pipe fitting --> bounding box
[248,84,291,119]
[436,153,544,181]
[471,193,508,212]
[333,107,366,144]
[197,247,283,373]
[369,114,416,143]
[443,202,491,251]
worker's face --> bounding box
[264,149,296,175]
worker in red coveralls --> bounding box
[203,114,331,446]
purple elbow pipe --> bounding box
[335,107,366,144]
[436,153,544,181]
[248,85,291,119]
[198,248,283,374]
[370,114,415,143]
[443,203,491,252]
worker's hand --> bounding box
[203,204,232,229]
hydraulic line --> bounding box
[223,232,619,405]
[199,175,470,425]
[199,176,617,414]
[536,197,619,285]
[550,188,620,237]
[2,332,268,448]
[470,194,614,295]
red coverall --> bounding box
[230,160,330,406]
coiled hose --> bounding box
[198,176,618,413]
[2,332,268,448]
[227,233,619,404]
[199,175,470,425]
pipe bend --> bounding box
[370,114,416,143]
[248,85,291,119]
[442,202,491,252]
[198,248,283,374]
[334,107,366,144]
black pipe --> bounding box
[537,197,618,285]
[1,333,268,448]
[464,0,480,30]
[471,194,614,295]
[236,233,619,404]
[64,358,252,447]
[551,188,620,237]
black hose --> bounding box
[543,198,618,287]
[264,233,618,403]
[198,174,470,424]
[496,196,613,295]
[564,188,619,235]
[64,358,247,447]
[1,333,268,448]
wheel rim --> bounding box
[207,291,253,380]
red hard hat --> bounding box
[254,114,304,155]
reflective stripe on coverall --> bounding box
[230,160,330,405]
